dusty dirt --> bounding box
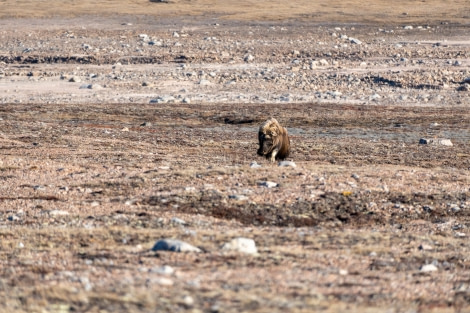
[1,1,470,312]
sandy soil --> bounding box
[0,1,470,312]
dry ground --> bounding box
[0,1,470,312]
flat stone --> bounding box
[349,37,362,44]
[420,264,438,272]
[419,138,453,146]
[278,160,296,168]
[228,194,248,201]
[221,237,258,254]
[150,96,175,104]
[48,210,70,216]
[152,239,201,253]
[244,54,254,62]
[150,265,174,275]
[199,79,211,86]
[69,76,81,83]
[170,217,186,225]
[258,181,278,188]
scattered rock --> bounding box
[152,239,202,253]
[457,84,469,92]
[419,138,453,146]
[142,81,154,87]
[418,244,433,251]
[420,264,438,272]
[69,76,81,83]
[244,54,254,62]
[228,194,248,201]
[250,161,261,168]
[150,96,176,104]
[148,277,174,286]
[7,215,20,222]
[221,237,258,254]
[258,181,278,188]
[48,210,70,216]
[349,37,362,44]
[150,265,174,275]
[170,217,186,225]
[199,79,211,86]
[278,160,296,168]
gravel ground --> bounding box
[0,11,470,313]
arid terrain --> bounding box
[0,1,470,312]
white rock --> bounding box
[150,96,175,104]
[69,76,81,83]
[199,79,211,86]
[170,217,186,225]
[419,138,453,146]
[349,37,362,44]
[404,25,414,30]
[228,194,248,201]
[172,31,180,38]
[152,239,201,253]
[244,54,255,62]
[339,269,348,275]
[278,160,296,168]
[8,215,20,222]
[418,244,433,251]
[150,277,174,286]
[319,59,329,66]
[258,181,278,188]
[420,264,438,272]
[438,139,453,146]
[150,265,174,275]
[250,161,261,168]
[182,295,194,306]
[48,210,70,216]
[222,237,258,254]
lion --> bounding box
[257,118,290,162]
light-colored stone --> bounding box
[152,239,202,253]
[258,181,278,188]
[278,160,296,168]
[420,264,438,272]
[419,138,453,146]
[222,237,258,254]
[228,194,248,201]
[349,37,362,44]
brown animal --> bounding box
[257,118,290,162]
